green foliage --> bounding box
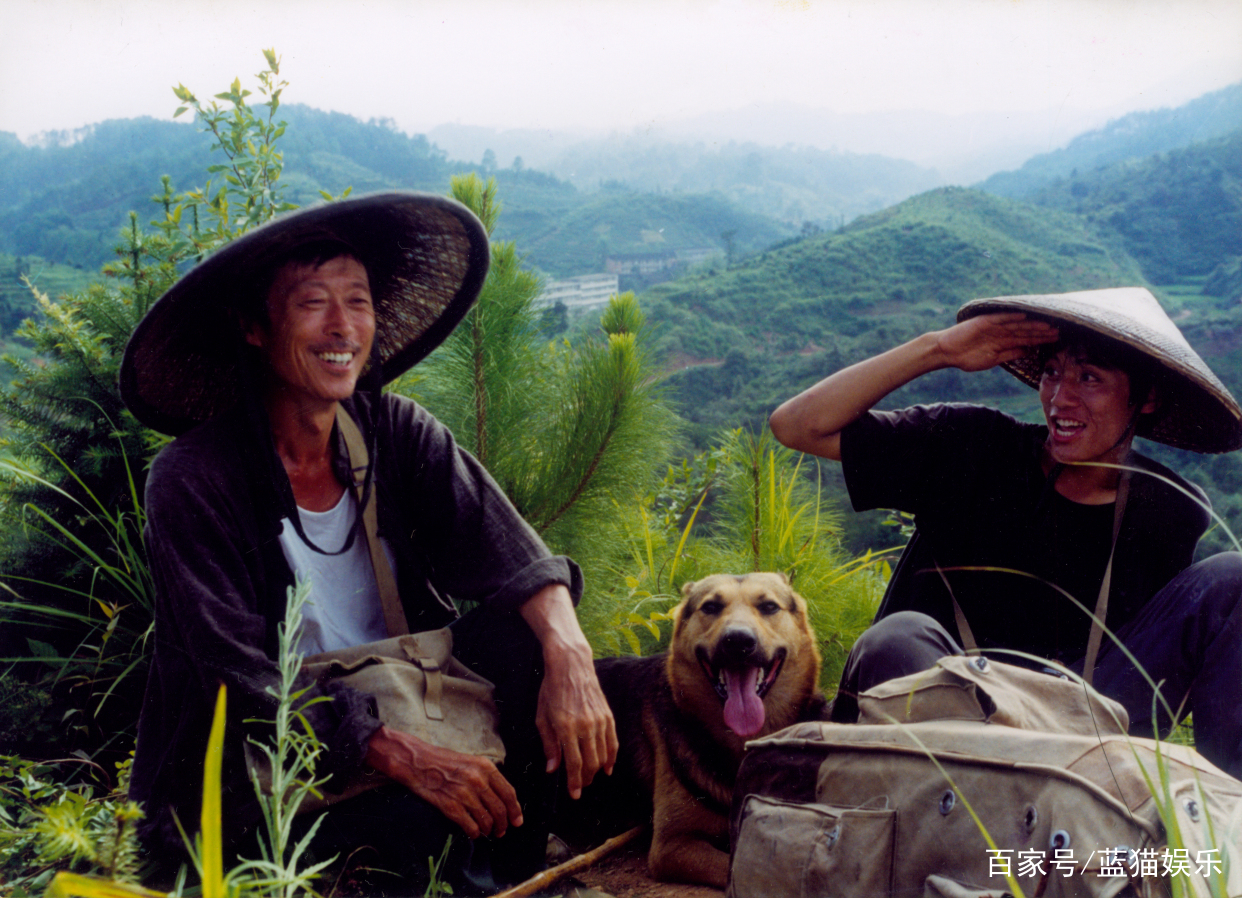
[235,582,335,897]
[173,583,335,898]
[0,50,297,760]
[679,430,886,688]
[399,174,680,596]
[0,674,59,755]
[423,837,455,898]
[0,445,153,754]
[167,48,297,255]
[511,190,793,279]
[0,755,144,894]
[1027,130,1242,283]
[0,254,95,347]
[586,428,886,690]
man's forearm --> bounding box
[518,582,590,658]
[769,313,1059,460]
[769,332,947,459]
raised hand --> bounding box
[935,312,1059,372]
[365,725,523,839]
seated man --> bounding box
[121,193,617,893]
[770,288,1242,778]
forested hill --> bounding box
[644,186,1146,438]
[980,81,1242,198]
[0,104,792,279]
[636,179,1242,555]
[0,107,454,273]
[1022,129,1242,289]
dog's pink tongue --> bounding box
[722,667,765,737]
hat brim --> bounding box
[120,191,489,436]
[958,288,1242,453]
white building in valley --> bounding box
[536,273,619,311]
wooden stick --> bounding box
[489,825,646,898]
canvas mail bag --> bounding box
[728,655,1242,898]
[247,409,504,810]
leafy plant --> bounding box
[398,174,681,614]
[165,48,296,258]
[0,49,299,760]
[231,580,336,898]
[0,442,153,754]
[583,428,887,689]
[0,754,144,894]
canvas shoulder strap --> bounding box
[335,406,410,637]
[950,466,1131,688]
[1081,469,1130,687]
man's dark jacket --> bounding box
[129,391,581,855]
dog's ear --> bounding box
[775,571,790,585]
[680,579,697,598]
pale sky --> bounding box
[2,0,1241,144]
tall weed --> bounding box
[582,428,889,689]
[0,440,153,752]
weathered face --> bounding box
[246,255,375,408]
[670,572,818,739]
[1038,348,1154,467]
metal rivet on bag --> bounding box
[1023,805,1038,833]
[824,825,840,849]
[1183,798,1201,822]
[1049,830,1071,850]
[939,790,956,815]
[1113,847,1133,867]
[971,656,989,672]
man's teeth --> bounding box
[1054,418,1084,434]
[318,352,353,365]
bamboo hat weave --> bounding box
[957,287,1242,453]
[120,191,489,436]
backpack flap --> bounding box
[857,655,1130,736]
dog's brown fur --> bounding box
[590,572,827,887]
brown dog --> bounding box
[588,572,828,887]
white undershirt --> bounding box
[277,490,392,655]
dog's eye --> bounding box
[699,600,724,615]
[757,600,781,615]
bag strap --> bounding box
[948,466,1131,687]
[1081,468,1130,688]
[335,406,410,638]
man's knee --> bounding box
[834,612,961,723]
[1173,552,1242,622]
[851,612,960,680]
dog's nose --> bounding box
[718,627,758,661]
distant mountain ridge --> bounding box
[1023,130,1242,286]
[428,104,1106,187]
[980,81,1242,198]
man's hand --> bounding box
[520,584,619,799]
[364,725,522,839]
[935,312,1059,372]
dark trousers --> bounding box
[832,552,1242,780]
[294,606,553,896]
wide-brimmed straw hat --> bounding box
[957,287,1242,453]
[120,191,489,436]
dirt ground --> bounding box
[547,836,724,898]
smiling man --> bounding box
[769,287,1242,778]
[120,194,616,894]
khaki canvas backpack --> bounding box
[727,656,1242,898]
